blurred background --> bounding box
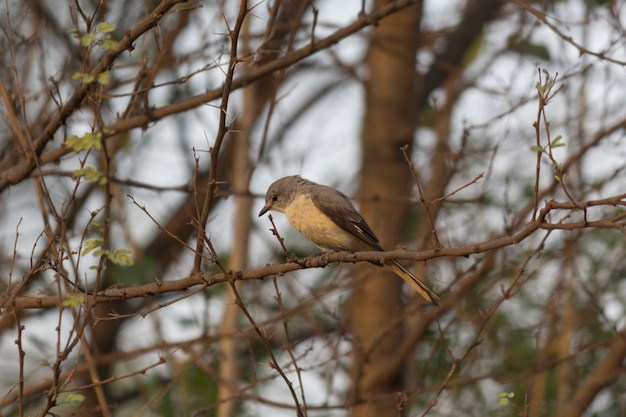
[1,1,625,416]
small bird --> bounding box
[258,175,439,305]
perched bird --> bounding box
[258,175,439,305]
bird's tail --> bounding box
[388,260,440,306]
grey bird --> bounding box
[258,175,439,305]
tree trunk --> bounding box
[350,2,422,417]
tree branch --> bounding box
[7,195,624,309]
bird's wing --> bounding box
[310,185,383,250]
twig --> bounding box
[428,172,484,206]
[271,277,309,417]
[401,145,442,249]
[228,280,306,417]
[9,196,626,309]
[192,2,249,272]
[267,214,288,254]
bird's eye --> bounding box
[271,195,278,202]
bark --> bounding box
[557,330,626,417]
[217,2,312,416]
[350,2,422,416]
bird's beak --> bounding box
[258,205,270,217]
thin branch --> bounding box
[228,279,306,417]
[192,1,249,272]
[0,0,186,190]
[512,0,626,66]
[401,145,442,249]
[9,195,625,309]
[0,0,423,191]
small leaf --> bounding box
[65,135,80,149]
[100,36,120,51]
[72,166,107,185]
[80,32,98,47]
[90,219,103,229]
[107,248,134,266]
[62,294,85,308]
[58,392,86,406]
[498,392,514,407]
[550,135,566,148]
[97,71,110,85]
[65,132,103,151]
[86,132,103,150]
[82,238,103,256]
[510,40,551,61]
[462,33,484,67]
[96,22,116,33]
[72,72,96,84]
[530,145,544,153]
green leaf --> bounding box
[72,166,107,185]
[107,248,135,266]
[100,35,120,51]
[498,391,514,407]
[96,22,116,33]
[101,39,120,51]
[72,72,96,84]
[82,239,134,266]
[510,40,551,61]
[65,134,83,151]
[82,238,103,256]
[530,145,544,153]
[92,248,108,258]
[97,71,110,85]
[58,392,86,406]
[80,32,98,47]
[62,294,85,308]
[64,132,103,151]
[462,33,484,67]
[550,135,566,148]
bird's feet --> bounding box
[287,253,310,266]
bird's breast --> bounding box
[284,194,367,252]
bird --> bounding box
[258,175,439,305]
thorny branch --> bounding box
[6,194,625,310]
